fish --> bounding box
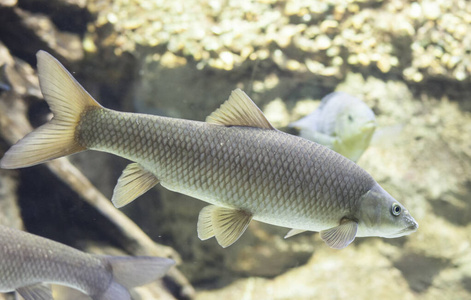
[0,51,418,249]
[0,225,174,300]
[289,92,377,162]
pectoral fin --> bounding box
[284,228,307,238]
[320,219,358,249]
[112,163,159,208]
[197,205,252,248]
[17,284,53,300]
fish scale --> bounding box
[0,225,110,295]
[76,107,373,231]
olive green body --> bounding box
[77,108,376,232]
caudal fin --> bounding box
[0,50,101,169]
[96,256,174,300]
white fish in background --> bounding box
[0,225,174,300]
[289,92,377,162]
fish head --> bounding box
[332,104,376,161]
[335,101,377,142]
[330,100,377,161]
[357,184,418,238]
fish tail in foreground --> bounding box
[0,225,174,300]
[0,50,101,169]
[95,256,173,300]
[14,256,172,300]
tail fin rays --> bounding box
[37,50,101,119]
[0,50,101,169]
[103,256,174,289]
[0,122,85,168]
[95,256,174,300]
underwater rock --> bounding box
[0,170,22,229]
[19,0,87,9]
[0,48,21,231]
[0,0,15,7]
[196,244,415,300]
[16,0,91,35]
[0,5,83,64]
[83,0,470,109]
[0,43,41,99]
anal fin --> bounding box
[112,163,159,208]
[17,283,53,300]
[197,205,252,248]
[320,219,358,249]
[284,228,307,239]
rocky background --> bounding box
[1,0,471,299]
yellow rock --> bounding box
[160,52,187,68]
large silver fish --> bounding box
[0,51,418,249]
[289,92,377,162]
[0,225,174,300]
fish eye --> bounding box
[391,203,401,216]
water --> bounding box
[1,0,471,299]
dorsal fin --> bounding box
[206,89,275,129]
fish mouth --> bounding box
[388,220,419,238]
[361,121,377,131]
[401,221,419,234]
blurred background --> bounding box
[0,0,470,299]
